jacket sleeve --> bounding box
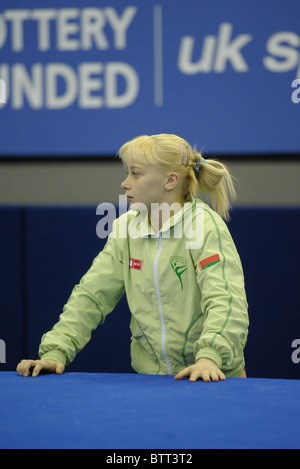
[192,217,249,372]
[39,231,125,366]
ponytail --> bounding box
[190,153,236,221]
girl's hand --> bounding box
[16,359,65,377]
[174,358,226,382]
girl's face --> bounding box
[121,162,168,211]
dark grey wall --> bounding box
[0,159,299,206]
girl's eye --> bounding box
[125,169,142,177]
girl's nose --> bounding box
[121,176,129,189]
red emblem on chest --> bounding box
[129,258,143,270]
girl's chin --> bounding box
[129,201,149,212]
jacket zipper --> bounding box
[153,233,172,375]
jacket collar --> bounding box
[128,196,197,239]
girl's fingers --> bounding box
[174,363,226,383]
[16,359,36,376]
[174,367,191,380]
[16,359,64,377]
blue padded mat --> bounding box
[0,372,300,449]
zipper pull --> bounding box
[155,233,161,248]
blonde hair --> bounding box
[118,134,236,220]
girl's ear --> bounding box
[165,172,180,191]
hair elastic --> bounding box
[193,157,205,180]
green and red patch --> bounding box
[199,254,220,271]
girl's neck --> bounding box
[148,197,185,233]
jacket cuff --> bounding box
[39,350,67,366]
[195,347,222,369]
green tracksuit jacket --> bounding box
[39,198,249,377]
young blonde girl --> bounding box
[17,134,249,382]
